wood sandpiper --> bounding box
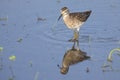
[58,7,92,48]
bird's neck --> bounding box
[63,13,69,20]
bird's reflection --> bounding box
[58,42,90,74]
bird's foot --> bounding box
[68,38,78,42]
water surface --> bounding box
[0,0,120,80]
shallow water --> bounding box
[0,0,120,80]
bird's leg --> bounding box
[74,31,79,41]
[68,31,79,42]
[72,41,79,50]
[76,31,80,50]
[72,41,75,49]
[76,37,80,50]
[71,31,80,50]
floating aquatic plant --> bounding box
[8,55,16,80]
[101,62,113,72]
[37,17,46,21]
[17,38,23,43]
[9,55,16,61]
[107,48,120,62]
[0,47,3,52]
[0,16,8,21]
[0,47,3,71]
[102,48,120,72]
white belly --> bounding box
[63,15,84,30]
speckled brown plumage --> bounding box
[58,7,92,43]
[60,48,90,74]
[69,11,92,22]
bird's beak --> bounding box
[58,14,62,21]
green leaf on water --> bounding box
[0,47,3,52]
[9,55,16,61]
[107,48,120,62]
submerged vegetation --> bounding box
[34,72,40,80]
[0,47,3,71]
[102,48,120,72]
[107,48,120,62]
[8,55,16,80]
[0,16,8,21]
[17,38,23,43]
